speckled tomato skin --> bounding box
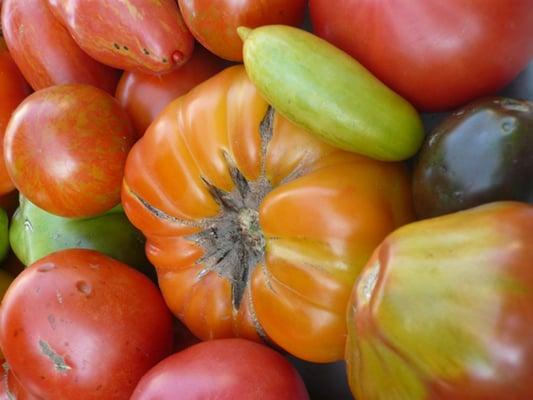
[0,37,31,196]
[4,84,135,218]
[0,249,174,400]
[47,0,195,74]
[1,0,119,93]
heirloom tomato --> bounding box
[116,46,228,136]
[4,84,135,218]
[0,38,31,196]
[0,249,174,400]
[310,0,533,111]
[178,0,306,61]
[1,0,119,93]
[131,339,309,400]
[413,97,533,218]
[347,202,533,400]
[122,65,414,363]
[47,0,194,74]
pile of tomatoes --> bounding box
[0,1,532,399]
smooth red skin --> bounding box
[310,0,533,111]
[0,39,31,196]
[178,0,307,61]
[0,364,40,400]
[0,249,174,400]
[131,339,310,400]
[0,0,119,93]
[116,46,229,136]
[47,0,195,74]
[4,84,136,218]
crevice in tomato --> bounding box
[1,362,15,400]
[38,339,72,374]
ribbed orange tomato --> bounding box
[122,65,414,362]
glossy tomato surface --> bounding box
[116,46,228,136]
[4,84,135,218]
[122,65,414,363]
[0,249,174,400]
[347,202,533,400]
[131,339,309,400]
[310,0,533,111]
[178,0,306,61]
[1,0,119,93]
[47,0,194,74]
[0,38,30,196]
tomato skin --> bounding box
[4,84,136,218]
[413,97,533,218]
[122,65,414,362]
[131,339,309,400]
[47,0,194,74]
[346,202,533,400]
[0,363,39,400]
[178,0,306,61]
[310,0,533,111]
[0,38,31,196]
[116,46,228,136]
[0,0,119,93]
[0,249,174,400]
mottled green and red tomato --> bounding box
[347,202,533,400]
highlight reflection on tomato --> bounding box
[122,65,414,363]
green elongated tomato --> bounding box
[238,25,424,161]
[9,196,154,278]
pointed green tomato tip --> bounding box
[237,27,252,42]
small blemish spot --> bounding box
[162,57,168,63]
[38,263,55,272]
[76,281,92,296]
[113,43,120,49]
[142,48,150,55]
[123,45,129,51]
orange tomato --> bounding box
[0,38,31,196]
[122,65,414,362]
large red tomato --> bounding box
[178,0,307,61]
[122,65,414,362]
[0,249,174,400]
[131,339,309,400]
[0,37,31,196]
[116,46,228,136]
[4,84,135,218]
[1,0,119,93]
[310,0,533,111]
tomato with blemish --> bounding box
[0,249,174,400]
[122,65,414,363]
[178,0,307,61]
[116,46,229,136]
[46,0,194,74]
[4,84,135,218]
